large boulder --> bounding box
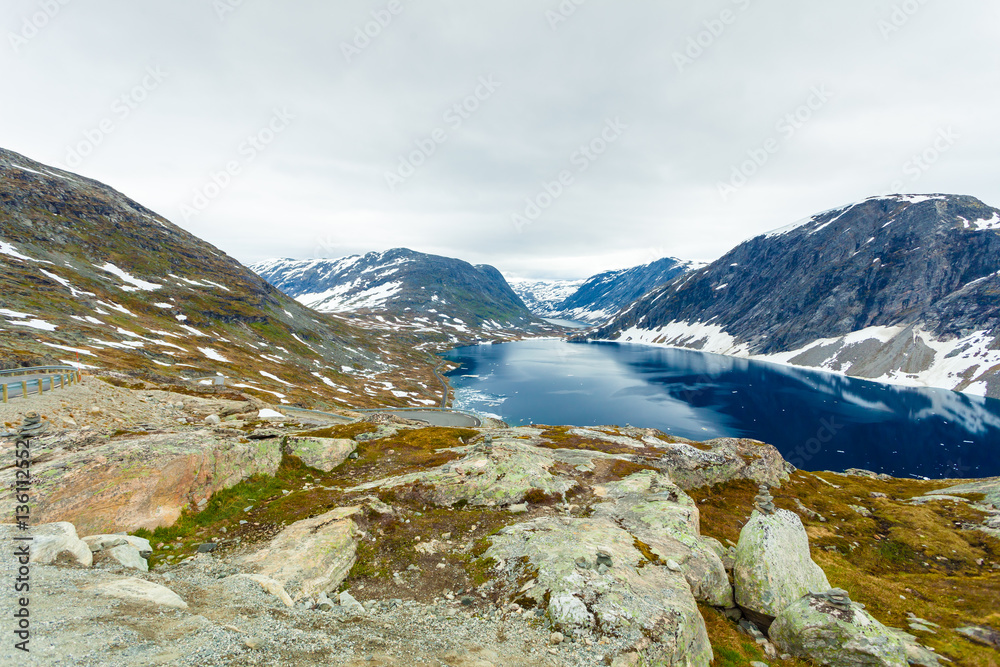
[734,509,830,625]
[593,471,733,607]
[0,522,92,566]
[770,594,908,666]
[235,506,361,601]
[485,514,713,666]
[653,437,793,490]
[284,436,355,472]
[83,534,153,571]
[0,430,283,534]
[91,577,188,609]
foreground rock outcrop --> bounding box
[0,430,282,534]
[770,592,908,666]
[1,412,995,666]
[734,508,831,626]
[284,435,356,472]
[484,470,732,666]
[235,506,361,601]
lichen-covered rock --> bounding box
[284,436,355,472]
[0,430,283,534]
[770,594,908,666]
[235,506,361,601]
[734,509,830,622]
[594,471,732,607]
[0,522,92,567]
[653,437,793,490]
[348,440,578,507]
[485,514,713,666]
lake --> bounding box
[443,340,1000,479]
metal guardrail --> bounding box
[0,365,78,377]
[1,366,81,403]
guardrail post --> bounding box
[2,384,7,404]
[21,381,27,399]
[38,378,44,395]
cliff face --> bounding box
[0,147,440,408]
[583,195,1000,397]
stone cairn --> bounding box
[809,588,859,611]
[15,412,47,444]
[753,484,776,515]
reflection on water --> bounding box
[443,340,1000,479]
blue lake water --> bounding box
[443,340,1000,479]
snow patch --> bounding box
[100,263,161,291]
[198,347,230,362]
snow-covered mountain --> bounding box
[505,278,585,317]
[582,194,1000,398]
[509,257,700,324]
[252,250,543,337]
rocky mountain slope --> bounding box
[0,147,442,409]
[510,257,700,325]
[583,195,1000,398]
[251,251,547,341]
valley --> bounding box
[2,147,999,667]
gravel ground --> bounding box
[0,553,616,666]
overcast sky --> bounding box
[3,1,998,279]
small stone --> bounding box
[956,625,1000,648]
[205,415,221,425]
[197,543,217,553]
[870,492,888,499]
[244,637,261,650]
[750,662,769,667]
[595,550,613,567]
[909,622,936,634]
[575,556,591,570]
[508,503,529,513]
[665,559,681,572]
[550,631,564,645]
[338,591,366,616]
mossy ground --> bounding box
[690,471,1000,666]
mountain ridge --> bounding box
[581,194,1000,398]
[251,250,555,344]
